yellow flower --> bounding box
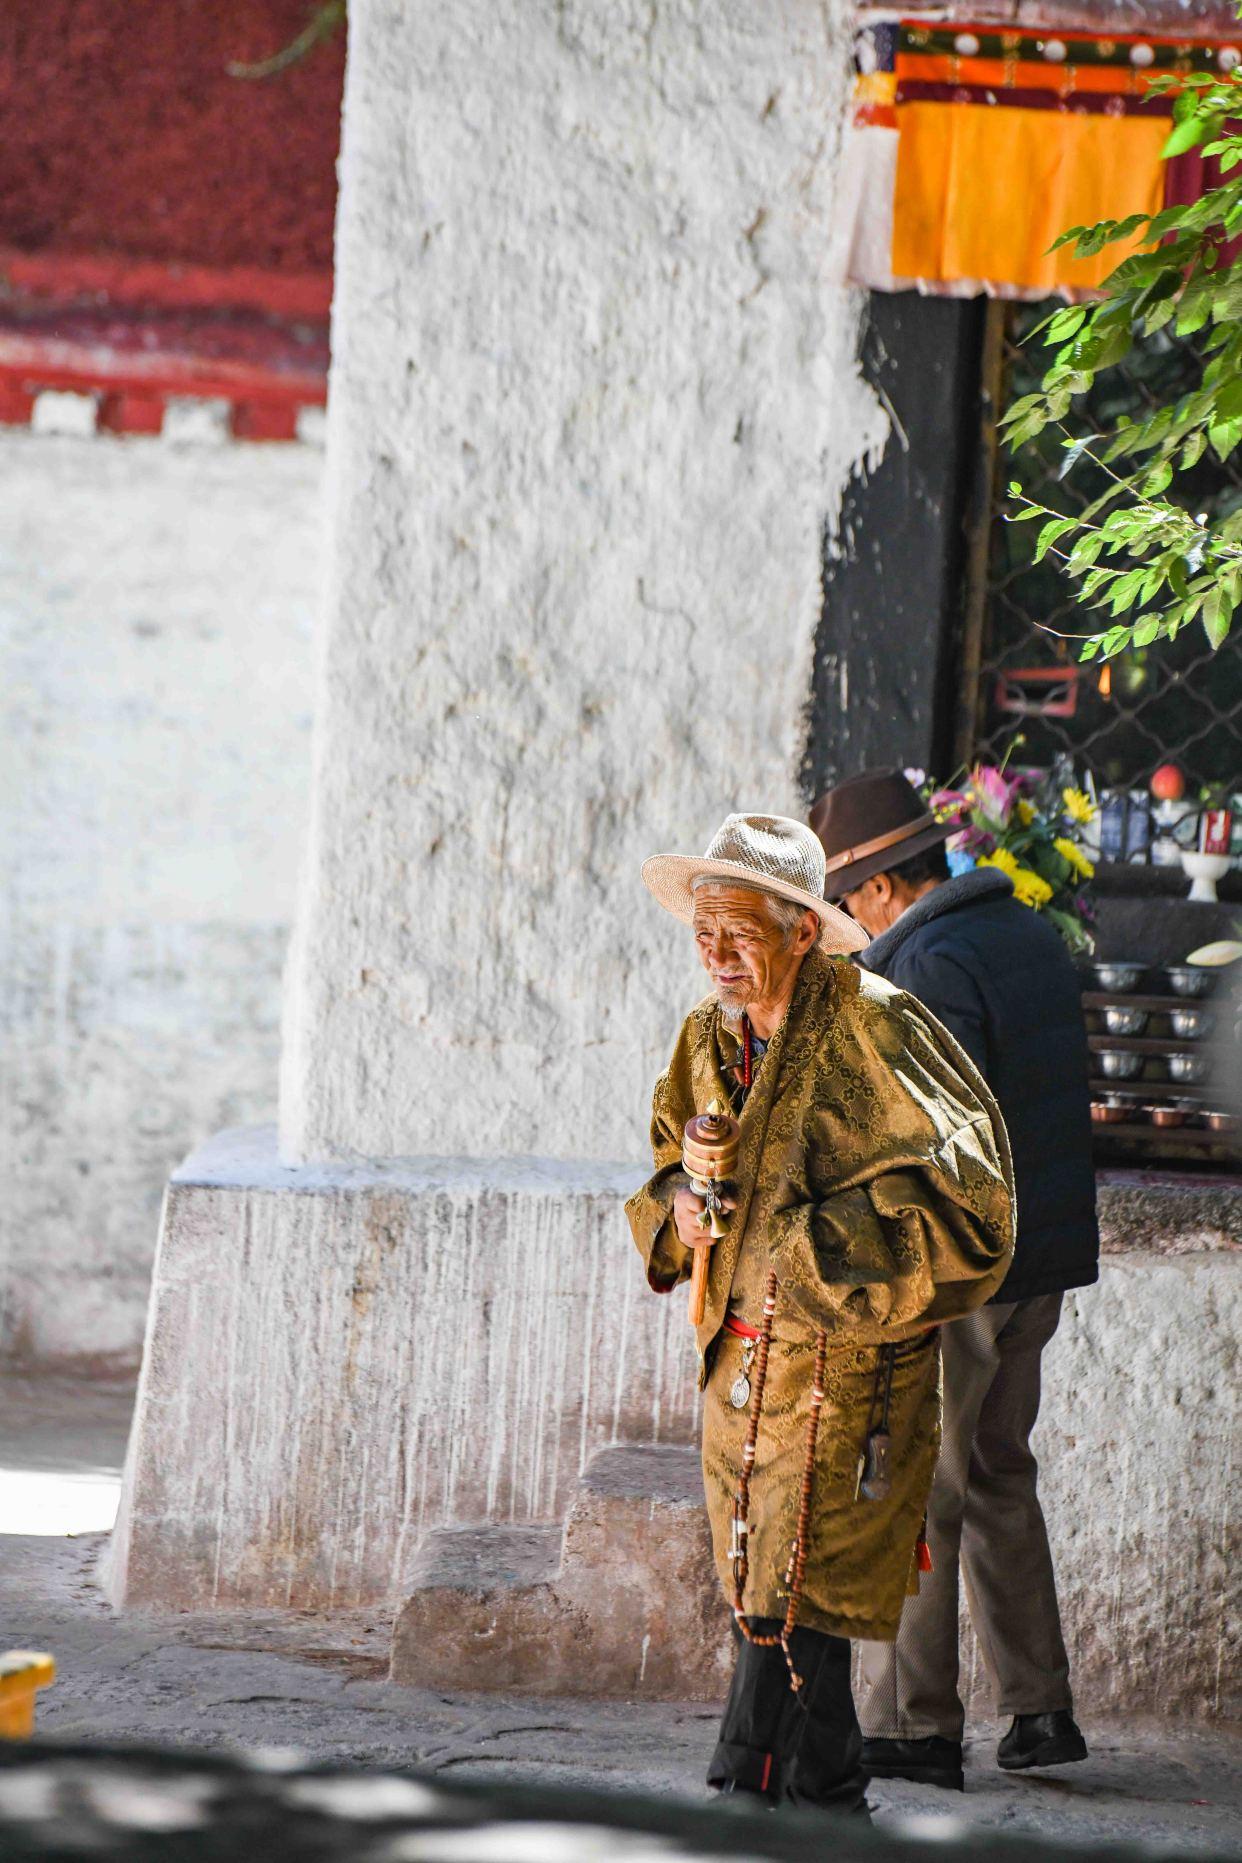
[979,847,1020,878]
[1054,835,1095,880]
[1015,798,1036,826]
[1012,867,1054,910]
[1062,786,1096,826]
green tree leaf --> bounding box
[1202,584,1235,648]
[1162,117,1207,159]
[1209,416,1242,460]
[1033,517,1077,562]
[1006,66,1242,658]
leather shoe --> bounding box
[997,1711,1088,1771]
[861,1735,964,1791]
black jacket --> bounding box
[860,869,1099,1303]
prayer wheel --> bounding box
[682,1102,740,1326]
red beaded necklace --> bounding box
[741,1014,753,1093]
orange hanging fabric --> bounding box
[842,21,1239,298]
[891,103,1167,293]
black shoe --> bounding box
[861,1735,964,1792]
[997,1711,1088,1771]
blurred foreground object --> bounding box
[0,1656,54,1739]
[0,1740,1235,1863]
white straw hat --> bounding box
[641,813,867,955]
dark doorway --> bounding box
[803,291,990,802]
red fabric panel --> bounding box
[1164,137,1242,270]
[895,80,1171,115]
[0,1,343,273]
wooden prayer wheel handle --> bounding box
[681,1104,740,1328]
[689,1241,711,1328]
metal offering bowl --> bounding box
[1168,1051,1210,1084]
[1148,1104,1189,1128]
[1090,1098,1132,1124]
[1169,1007,1214,1040]
[1098,1050,1145,1081]
[1166,966,1213,998]
[1205,1110,1236,1133]
[1102,1006,1148,1036]
[1092,961,1146,992]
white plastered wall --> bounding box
[0,431,320,1363]
[280,0,884,1164]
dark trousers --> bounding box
[708,1619,868,1812]
[859,1294,1072,1739]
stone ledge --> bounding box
[108,1130,698,1611]
[1097,1170,1242,1255]
[406,1524,562,1594]
[391,1445,732,1701]
[175,1128,1242,1259]
[171,1123,646,1201]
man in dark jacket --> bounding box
[810,769,1099,1792]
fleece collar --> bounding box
[859,868,1014,973]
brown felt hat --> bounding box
[810,769,952,901]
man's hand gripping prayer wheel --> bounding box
[680,1103,740,1327]
[625,815,1016,1818]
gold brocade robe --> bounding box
[625,947,1015,1641]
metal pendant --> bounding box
[729,1374,752,1410]
[859,1428,893,1503]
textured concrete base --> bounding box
[107,1128,695,1610]
[112,1130,1239,1722]
[392,1258,1240,1721]
[993,1251,1240,1722]
[392,1445,732,1700]
[391,1251,1241,1720]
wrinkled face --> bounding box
[691,885,808,1018]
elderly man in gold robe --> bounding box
[626,814,1015,1814]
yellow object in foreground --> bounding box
[0,1652,56,1738]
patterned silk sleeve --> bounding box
[768,1164,1013,1336]
[762,991,1016,1336]
[625,1067,694,1293]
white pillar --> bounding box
[279,0,874,1164]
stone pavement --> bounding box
[1,1375,1239,1855]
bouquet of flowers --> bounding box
[914,761,1097,955]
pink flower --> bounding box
[931,787,970,826]
[948,824,996,856]
[972,764,1016,829]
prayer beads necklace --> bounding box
[728,1268,829,1695]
